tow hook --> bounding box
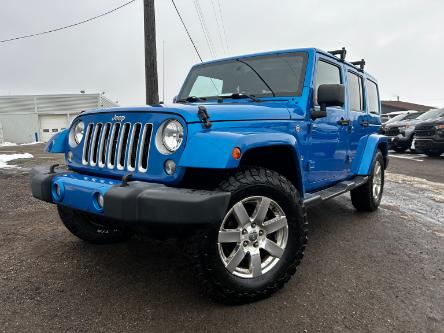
[49,164,60,174]
[120,173,134,187]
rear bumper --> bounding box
[30,166,231,225]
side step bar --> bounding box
[303,176,368,207]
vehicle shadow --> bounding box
[56,193,369,308]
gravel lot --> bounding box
[1,144,443,333]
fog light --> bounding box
[52,181,64,201]
[164,159,176,175]
[55,183,61,197]
[96,193,104,209]
[67,151,73,162]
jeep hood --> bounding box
[81,102,294,123]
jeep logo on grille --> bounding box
[112,115,125,122]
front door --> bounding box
[307,58,348,187]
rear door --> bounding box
[346,70,368,165]
[307,57,348,186]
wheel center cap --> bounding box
[248,231,258,242]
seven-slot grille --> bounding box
[82,122,153,172]
[415,125,436,137]
[384,127,400,137]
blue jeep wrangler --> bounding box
[31,47,388,304]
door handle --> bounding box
[360,121,369,127]
[337,118,350,126]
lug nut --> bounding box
[243,241,249,247]
[242,229,247,235]
[254,242,259,247]
[259,230,264,236]
[251,223,256,228]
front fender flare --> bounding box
[44,129,68,153]
[179,129,298,169]
[351,134,389,175]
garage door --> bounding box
[40,115,68,142]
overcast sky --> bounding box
[1,0,443,107]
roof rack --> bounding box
[328,47,347,61]
[351,59,366,71]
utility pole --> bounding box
[144,0,159,105]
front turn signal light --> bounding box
[232,147,241,160]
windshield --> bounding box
[404,113,421,120]
[417,108,444,120]
[178,52,308,101]
[386,113,408,123]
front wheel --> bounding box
[424,150,443,157]
[350,150,385,212]
[392,146,407,153]
[189,168,308,304]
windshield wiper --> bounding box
[177,96,207,103]
[218,93,261,102]
[236,59,276,97]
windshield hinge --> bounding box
[198,105,212,129]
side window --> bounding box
[366,79,380,114]
[314,60,341,105]
[347,72,364,112]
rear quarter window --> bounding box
[366,79,380,114]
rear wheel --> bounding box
[57,205,132,244]
[189,168,307,304]
[351,150,384,212]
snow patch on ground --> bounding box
[20,141,43,146]
[0,142,17,147]
[0,153,34,169]
[384,172,444,225]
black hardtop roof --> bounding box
[315,48,377,82]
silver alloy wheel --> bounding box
[372,160,382,200]
[217,196,288,279]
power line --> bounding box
[210,0,227,55]
[216,0,230,53]
[193,0,217,58]
[0,0,136,43]
[170,0,203,62]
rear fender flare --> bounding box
[352,134,389,175]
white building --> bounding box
[0,93,117,143]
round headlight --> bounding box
[161,120,184,153]
[69,121,84,147]
[74,121,84,144]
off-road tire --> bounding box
[57,205,132,244]
[188,167,308,304]
[350,150,385,212]
[424,150,443,157]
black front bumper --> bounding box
[414,138,444,152]
[30,166,231,226]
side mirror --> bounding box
[316,84,345,115]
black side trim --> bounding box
[304,176,368,207]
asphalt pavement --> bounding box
[0,144,443,333]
